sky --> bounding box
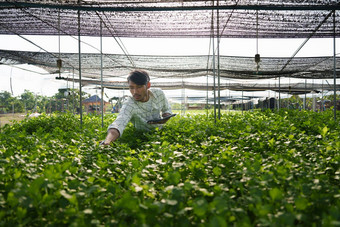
[0,34,339,101]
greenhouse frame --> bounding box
[0,0,339,120]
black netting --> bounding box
[1,1,339,95]
[63,78,340,95]
[1,49,339,80]
[0,0,339,38]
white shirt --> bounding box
[108,88,172,137]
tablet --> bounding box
[147,114,177,123]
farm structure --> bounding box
[82,95,110,114]
[0,0,338,121]
[0,1,340,226]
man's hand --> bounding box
[99,140,111,146]
[148,113,173,124]
[100,128,120,146]
[162,113,172,118]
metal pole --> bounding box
[304,79,307,110]
[229,81,231,112]
[278,76,281,110]
[78,7,83,127]
[321,79,324,112]
[217,0,221,119]
[206,65,209,117]
[72,67,75,114]
[100,19,104,128]
[242,86,244,114]
[212,7,216,123]
[333,10,337,120]
[181,77,185,115]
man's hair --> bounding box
[127,69,150,85]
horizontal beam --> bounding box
[62,78,340,93]
[0,2,340,12]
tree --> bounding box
[287,95,303,109]
[36,95,49,113]
[49,88,89,113]
[13,98,24,113]
[20,90,36,112]
[0,91,15,113]
[0,89,91,114]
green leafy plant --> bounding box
[0,110,339,226]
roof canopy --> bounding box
[69,78,340,95]
[1,49,339,80]
[0,1,339,96]
[1,49,339,94]
[0,0,339,38]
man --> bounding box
[102,69,173,145]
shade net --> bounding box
[0,0,339,38]
[0,1,339,96]
[66,78,340,95]
[1,49,339,94]
[0,49,339,80]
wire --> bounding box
[95,11,136,68]
[13,4,127,72]
[1,63,53,75]
[0,23,60,61]
[78,0,135,68]
[280,10,334,72]
[219,0,241,38]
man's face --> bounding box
[128,80,150,102]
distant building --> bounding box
[82,95,109,114]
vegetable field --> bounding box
[0,110,339,226]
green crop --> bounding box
[0,110,339,226]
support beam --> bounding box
[1,2,340,12]
[333,10,337,120]
[212,5,216,123]
[280,10,334,73]
[217,0,221,120]
[100,19,104,127]
[78,8,83,128]
[278,76,281,110]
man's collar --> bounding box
[148,89,155,98]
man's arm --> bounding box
[102,99,134,145]
[102,128,120,145]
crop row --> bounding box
[0,110,339,226]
